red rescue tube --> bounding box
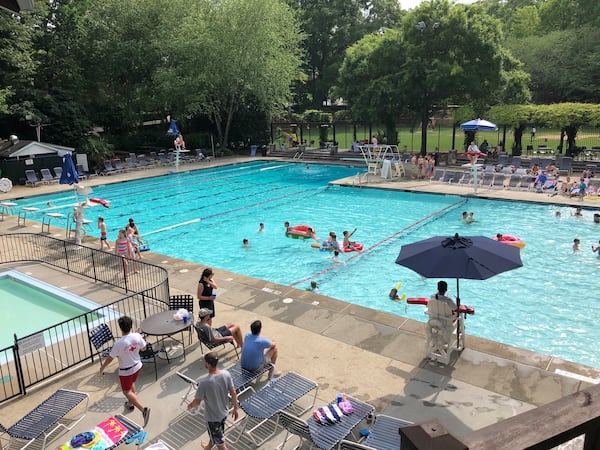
[90,198,110,208]
[406,297,475,315]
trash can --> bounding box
[261,145,267,156]
[448,150,457,165]
[250,145,257,156]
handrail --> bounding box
[0,233,170,402]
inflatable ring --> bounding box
[584,195,598,200]
[493,234,525,249]
[406,297,475,315]
[0,178,13,193]
[343,242,363,253]
[286,224,315,239]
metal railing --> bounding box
[0,233,170,403]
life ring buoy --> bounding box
[493,234,525,249]
[285,224,315,239]
[406,297,475,315]
[343,242,363,253]
[90,198,110,208]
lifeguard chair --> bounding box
[425,297,464,365]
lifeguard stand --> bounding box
[425,298,464,365]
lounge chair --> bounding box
[430,168,445,183]
[194,322,239,358]
[24,170,42,187]
[0,389,89,450]
[101,160,117,175]
[227,372,318,446]
[511,156,522,168]
[76,164,91,180]
[278,396,374,450]
[40,168,58,184]
[497,154,509,167]
[158,152,169,165]
[459,172,472,185]
[125,157,139,170]
[442,170,455,183]
[492,173,506,189]
[53,167,63,179]
[176,361,274,413]
[507,174,522,190]
[113,159,127,173]
[480,172,494,188]
[558,156,573,176]
[340,414,412,450]
[137,154,151,168]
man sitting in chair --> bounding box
[196,308,244,348]
[240,320,281,382]
[430,280,457,311]
[426,281,462,363]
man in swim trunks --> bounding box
[98,217,111,251]
[195,308,244,348]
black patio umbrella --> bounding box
[395,233,523,348]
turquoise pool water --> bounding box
[13,161,600,368]
[0,270,102,347]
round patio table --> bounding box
[141,310,191,359]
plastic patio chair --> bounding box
[89,323,115,366]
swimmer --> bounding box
[47,201,54,207]
[306,164,310,170]
[332,250,341,263]
[284,221,292,232]
[310,281,320,293]
[242,238,249,248]
[258,223,265,232]
[307,227,320,241]
[592,240,600,255]
[573,238,580,252]
[573,207,583,217]
[461,211,469,222]
[342,228,357,249]
[555,211,561,217]
[496,233,504,241]
[594,213,600,224]
[468,212,475,222]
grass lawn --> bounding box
[272,124,600,155]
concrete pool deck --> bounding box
[0,156,599,449]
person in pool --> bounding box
[342,228,357,249]
[592,240,600,255]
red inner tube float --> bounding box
[285,224,315,240]
[343,243,363,253]
[493,234,525,249]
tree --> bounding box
[158,0,304,149]
[287,0,403,109]
[0,6,41,121]
[338,0,516,155]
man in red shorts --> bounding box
[99,316,151,427]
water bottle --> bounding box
[337,393,343,404]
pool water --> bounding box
[0,271,101,347]
[13,161,600,368]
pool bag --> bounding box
[70,431,96,448]
[339,400,354,415]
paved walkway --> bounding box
[0,156,598,449]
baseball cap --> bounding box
[198,308,213,318]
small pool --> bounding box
[0,270,103,348]
[11,161,600,368]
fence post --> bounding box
[13,333,26,396]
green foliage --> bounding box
[81,135,114,170]
[301,110,332,123]
[333,109,353,121]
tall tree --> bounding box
[158,0,303,149]
[288,0,402,109]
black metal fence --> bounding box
[0,234,170,403]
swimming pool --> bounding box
[12,161,600,368]
[0,270,103,348]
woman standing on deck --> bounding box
[198,267,218,318]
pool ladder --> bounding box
[293,151,304,160]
